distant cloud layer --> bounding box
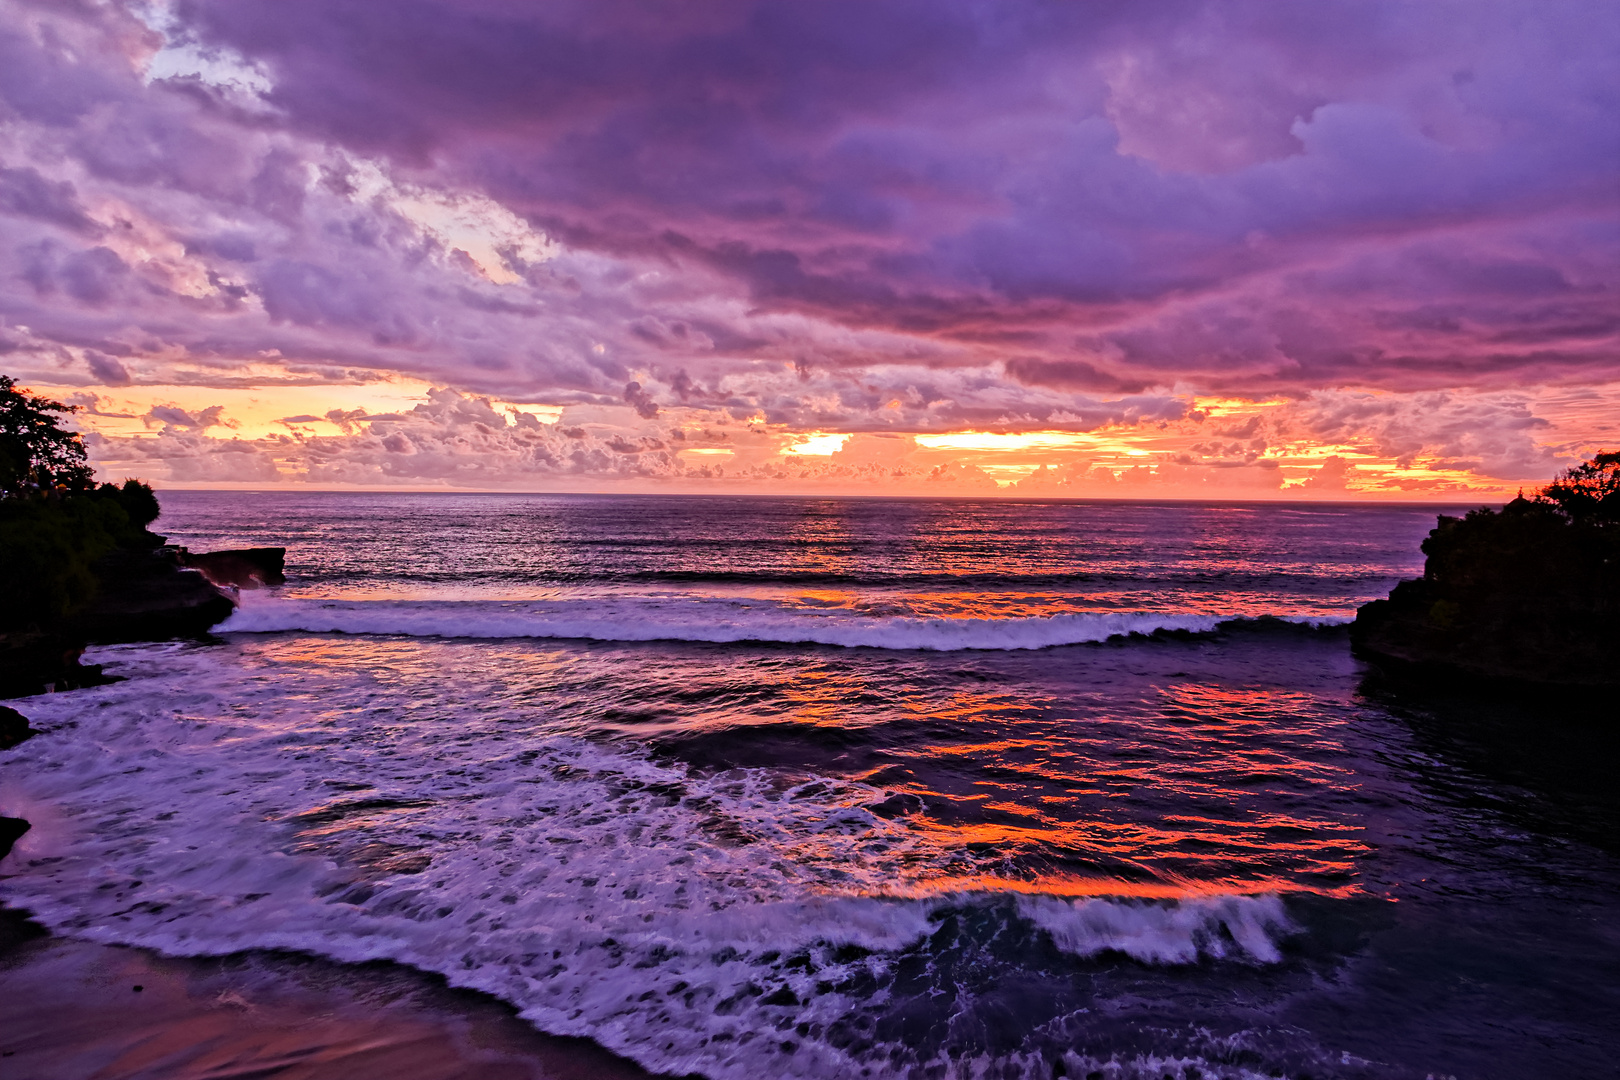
[1,0,1616,490]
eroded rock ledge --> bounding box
[67,548,237,645]
[0,546,284,699]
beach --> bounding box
[0,909,656,1080]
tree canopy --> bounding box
[0,375,94,499]
[1,375,163,630]
[1353,450,1620,689]
[1537,451,1620,523]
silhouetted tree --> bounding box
[0,375,94,499]
[1354,450,1620,688]
[1537,451,1620,524]
[1,376,163,630]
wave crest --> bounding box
[219,597,1345,651]
[1018,893,1295,964]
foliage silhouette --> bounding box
[0,375,95,499]
[1353,452,1620,689]
[1537,451,1620,524]
[0,377,164,632]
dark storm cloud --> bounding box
[144,403,228,430]
[0,166,98,233]
[83,349,131,385]
[1,0,1615,485]
[167,0,1620,392]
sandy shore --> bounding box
[0,909,663,1080]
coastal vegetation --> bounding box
[1,376,234,696]
[0,376,163,633]
[1352,452,1620,689]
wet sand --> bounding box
[0,909,662,1080]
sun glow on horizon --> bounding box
[30,374,1604,501]
[914,431,1097,452]
[783,433,850,455]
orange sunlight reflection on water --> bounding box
[243,596,1372,901]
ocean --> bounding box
[3,493,1617,1079]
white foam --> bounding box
[913,1049,1283,1080]
[1019,892,1294,964]
[0,642,1301,1079]
[219,596,1231,650]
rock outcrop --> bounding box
[1352,492,1619,692]
[0,704,35,748]
[1,546,246,698]
[0,816,29,860]
[66,547,237,645]
[177,546,286,589]
[1,387,257,697]
[1,540,298,697]
[0,631,110,698]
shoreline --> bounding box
[0,906,663,1080]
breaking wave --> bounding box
[3,641,1306,1080]
[1019,892,1294,964]
[218,596,1345,651]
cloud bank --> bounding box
[2,0,1616,491]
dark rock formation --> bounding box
[0,704,34,748]
[1,546,239,698]
[177,546,286,589]
[2,384,248,695]
[0,816,29,860]
[1352,493,1620,692]
[66,548,236,645]
[0,631,110,698]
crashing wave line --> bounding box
[3,644,1310,1080]
[219,599,1347,651]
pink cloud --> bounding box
[0,0,1613,491]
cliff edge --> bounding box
[1351,453,1619,691]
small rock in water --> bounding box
[865,792,924,819]
[0,705,36,749]
[0,816,30,860]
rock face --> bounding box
[2,548,238,696]
[0,704,34,748]
[1,705,36,862]
[0,631,109,698]
[0,815,29,860]
[1352,498,1620,691]
[67,548,237,645]
[177,546,286,589]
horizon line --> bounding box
[147,485,1504,508]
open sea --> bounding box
[3,493,1617,1079]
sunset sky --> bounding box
[2,0,1616,498]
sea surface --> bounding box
[3,493,1617,1079]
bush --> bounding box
[0,375,94,498]
[1538,451,1620,524]
[1353,451,1620,687]
[0,481,164,631]
[1421,452,1620,605]
[1420,495,1619,609]
[1,375,166,632]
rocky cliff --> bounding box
[1352,483,1619,692]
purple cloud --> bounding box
[0,166,98,233]
[0,0,1614,488]
[162,0,1618,392]
[145,403,229,431]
